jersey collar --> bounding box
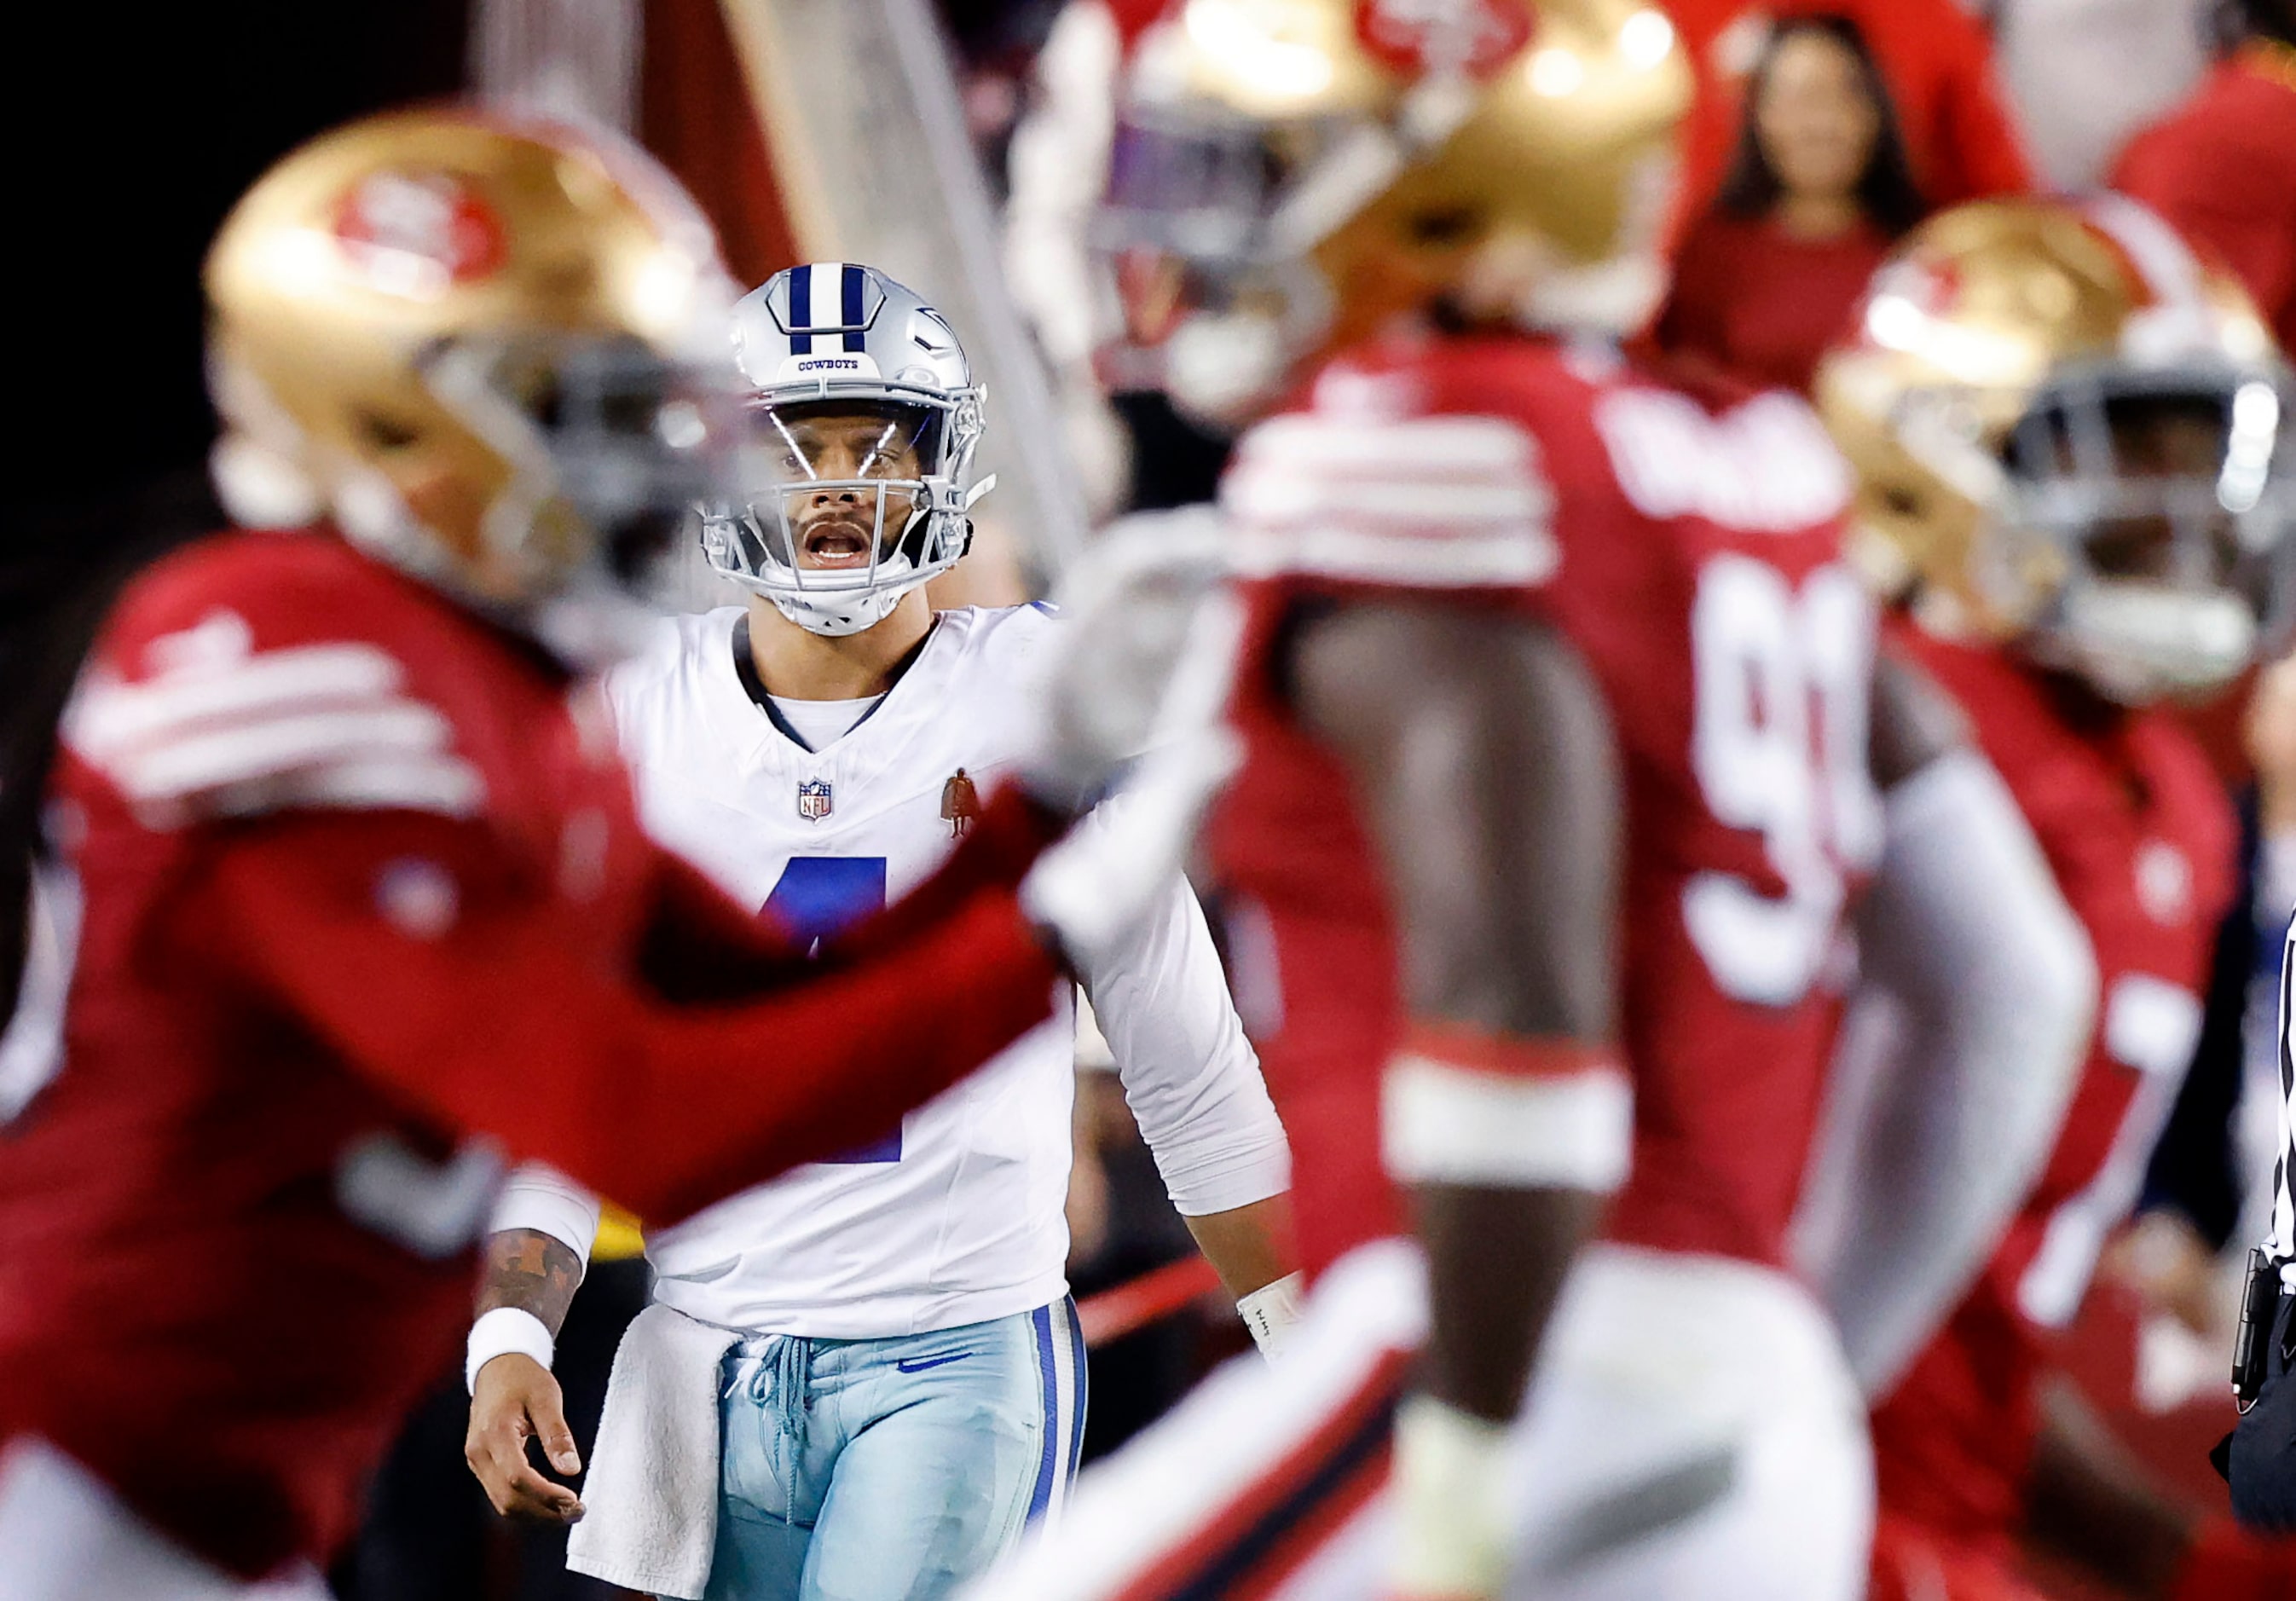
[730,610,941,754]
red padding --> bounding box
[1077,1256,1224,1348]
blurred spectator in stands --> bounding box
[939,0,1071,184]
[1656,14,1927,394]
[2114,0,2296,353]
[1003,0,1138,522]
[1994,0,2212,190]
[1003,0,1238,517]
[1668,0,2033,226]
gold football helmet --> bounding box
[1816,197,2294,702]
[1097,0,1691,423]
[204,107,742,642]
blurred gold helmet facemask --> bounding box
[203,107,743,662]
[1817,196,2296,704]
[1095,0,1692,425]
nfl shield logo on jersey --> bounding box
[796,778,833,822]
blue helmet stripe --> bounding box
[787,263,813,354]
[842,263,867,352]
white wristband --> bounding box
[465,1307,555,1395]
[1236,1271,1307,1360]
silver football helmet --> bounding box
[702,263,993,636]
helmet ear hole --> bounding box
[353,408,422,453]
[896,512,934,568]
[1404,205,1482,248]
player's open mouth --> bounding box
[801,520,874,569]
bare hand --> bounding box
[2249,652,2296,834]
[2100,1210,2224,1339]
[464,1352,585,1523]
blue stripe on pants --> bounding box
[1064,1298,1089,1486]
[1027,1304,1059,1523]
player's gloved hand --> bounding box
[1019,512,1246,972]
[1389,1393,1514,1600]
[465,1350,586,1523]
[1019,508,1241,814]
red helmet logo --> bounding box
[1354,0,1534,79]
[1853,254,1963,350]
[333,171,506,298]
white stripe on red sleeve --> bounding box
[1223,413,1559,589]
[64,616,484,824]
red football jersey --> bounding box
[1207,332,1879,1279]
[1654,210,1894,396]
[0,529,1061,1578]
[2112,43,2296,355]
[1867,628,2235,1556]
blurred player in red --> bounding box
[1813,194,2296,1601]
[0,107,1192,1601]
[2113,0,2296,355]
[973,4,2088,1598]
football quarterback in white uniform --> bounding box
[460,264,1297,1601]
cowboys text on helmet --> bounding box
[703,263,992,638]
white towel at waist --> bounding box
[565,1302,738,1599]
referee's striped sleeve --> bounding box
[2273,915,2295,1276]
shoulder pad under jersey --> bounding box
[63,539,487,828]
[1220,407,1559,590]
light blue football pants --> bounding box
[702,1299,1088,1601]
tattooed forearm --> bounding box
[475,1228,586,1336]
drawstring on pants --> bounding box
[726,1332,812,1519]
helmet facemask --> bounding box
[700,391,984,637]
[422,333,741,592]
[214,328,746,666]
[2001,367,2296,702]
[1095,105,1354,426]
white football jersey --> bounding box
[494,604,1287,1338]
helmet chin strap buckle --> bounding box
[772,582,913,639]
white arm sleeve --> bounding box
[1081,865,1292,1218]
[1793,750,2096,1398]
[487,1162,605,1265]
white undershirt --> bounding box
[766,694,882,751]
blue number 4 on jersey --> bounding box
[764,856,901,1163]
